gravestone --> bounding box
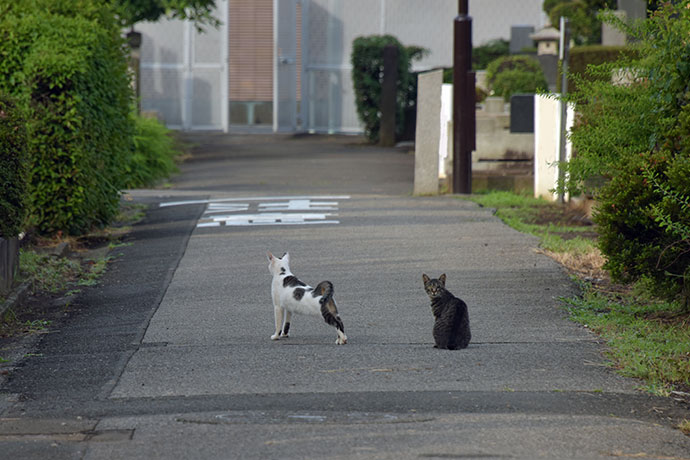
[414,70,443,195]
[602,11,628,46]
[618,0,646,21]
[510,26,535,54]
[510,94,535,133]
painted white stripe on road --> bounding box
[160,195,350,207]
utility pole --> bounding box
[558,16,570,204]
[452,0,475,194]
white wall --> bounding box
[302,0,545,133]
[534,94,574,201]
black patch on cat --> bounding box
[280,267,286,275]
[282,322,290,335]
[293,288,305,301]
[283,276,306,288]
[312,280,333,299]
[321,302,345,333]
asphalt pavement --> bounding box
[1,133,688,459]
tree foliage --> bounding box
[473,39,510,70]
[111,0,219,29]
[543,0,617,45]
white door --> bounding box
[139,1,228,131]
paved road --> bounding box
[1,134,688,459]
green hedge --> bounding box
[351,35,426,142]
[564,45,637,92]
[0,95,28,239]
[0,0,134,235]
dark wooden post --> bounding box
[380,44,399,147]
[452,0,475,194]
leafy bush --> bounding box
[0,95,28,238]
[0,0,134,235]
[122,115,181,189]
[563,4,690,304]
[351,35,426,142]
[486,55,548,101]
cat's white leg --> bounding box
[271,306,284,340]
[281,311,292,338]
[335,330,348,345]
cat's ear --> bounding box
[439,274,446,286]
[283,252,290,264]
[267,251,275,262]
[422,273,430,284]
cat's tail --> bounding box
[314,281,345,334]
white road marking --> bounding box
[163,196,350,228]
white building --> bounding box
[136,0,545,133]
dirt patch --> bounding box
[530,204,594,229]
[542,248,607,279]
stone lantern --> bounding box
[530,25,560,56]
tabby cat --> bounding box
[422,273,471,350]
[267,252,347,345]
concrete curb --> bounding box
[0,281,31,318]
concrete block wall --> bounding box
[0,237,19,294]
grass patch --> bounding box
[563,289,689,392]
[19,251,84,294]
[463,191,690,395]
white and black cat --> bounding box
[267,252,347,345]
[422,273,471,350]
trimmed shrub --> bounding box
[486,55,548,101]
[0,95,28,238]
[351,35,426,142]
[0,0,134,235]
